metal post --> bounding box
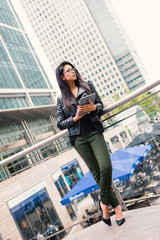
[112,181,128,211]
[0,233,4,240]
[21,120,42,162]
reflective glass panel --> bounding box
[10,188,65,240]
[31,96,54,106]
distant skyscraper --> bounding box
[85,0,150,90]
[16,0,128,100]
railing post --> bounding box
[0,233,4,240]
[112,181,128,211]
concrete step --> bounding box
[65,205,160,240]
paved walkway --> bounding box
[65,204,160,240]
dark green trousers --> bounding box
[74,130,119,208]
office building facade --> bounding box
[85,0,150,90]
[0,0,74,183]
[17,0,128,100]
[0,0,68,180]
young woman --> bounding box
[56,61,125,226]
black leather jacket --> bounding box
[57,81,104,137]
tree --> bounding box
[112,91,159,118]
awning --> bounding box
[0,104,57,126]
[60,144,152,205]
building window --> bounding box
[110,136,122,150]
[10,188,65,240]
[120,131,130,145]
[61,159,84,189]
[54,175,77,221]
[0,97,28,109]
[31,96,54,106]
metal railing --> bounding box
[0,79,159,168]
[0,79,160,240]
[44,191,160,240]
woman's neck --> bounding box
[67,81,78,98]
[67,81,76,89]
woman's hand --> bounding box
[72,108,87,122]
[78,99,97,114]
[72,99,97,122]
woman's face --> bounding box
[62,64,77,82]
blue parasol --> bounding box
[60,144,152,205]
[111,144,152,183]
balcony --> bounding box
[0,79,160,240]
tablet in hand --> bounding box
[79,93,96,105]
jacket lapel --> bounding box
[77,86,86,98]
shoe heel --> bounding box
[98,200,101,212]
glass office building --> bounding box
[17,0,128,100]
[0,1,73,239]
[0,0,54,99]
[85,0,150,90]
[0,0,70,181]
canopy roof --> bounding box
[60,144,152,205]
[0,104,57,126]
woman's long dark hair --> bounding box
[56,61,91,110]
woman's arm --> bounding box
[57,97,75,130]
[57,97,86,130]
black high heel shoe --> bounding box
[99,200,111,226]
[116,218,125,226]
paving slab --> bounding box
[64,205,160,240]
